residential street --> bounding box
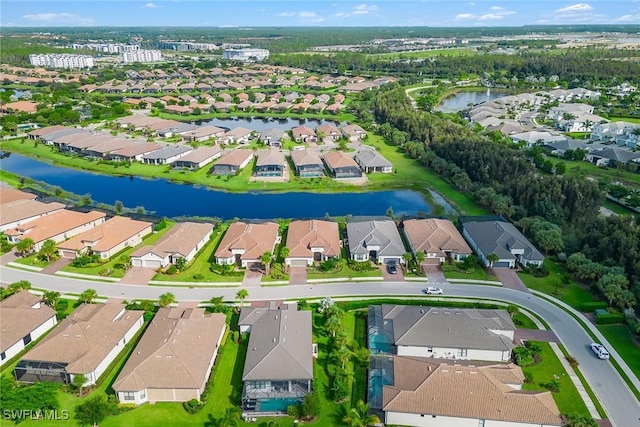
[1,266,638,426]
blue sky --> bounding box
[2,1,639,27]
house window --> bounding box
[458,349,468,357]
[23,334,32,346]
[478,420,485,427]
[140,390,146,399]
[123,392,135,401]
[1,352,5,361]
[427,347,433,352]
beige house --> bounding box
[378,357,563,427]
[113,308,226,405]
[215,221,279,268]
[285,220,340,267]
[0,187,65,232]
[14,303,144,386]
[5,210,106,251]
[0,292,57,367]
[57,216,153,259]
[130,222,213,269]
[402,218,472,264]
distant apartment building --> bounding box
[157,41,219,51]
[120,50,162,64]
[222,48,269,62]
[28,54,94,69]
[72,43,139,54]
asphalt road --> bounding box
[2,266,639,427]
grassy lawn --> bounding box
[517,260,595,309]
[602,199,638,216]
[520,342,591,418]
[545,155,640,189]
[371,48,476,60]
[61,221,175,278]
[12,253,52,268]
[609,116,640,124]
[597,324,640,380]
[307,259,383,280]
[443,267,498,281]
[513,312,538,329]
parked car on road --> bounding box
[590,343,610,359]
[423,286,444,295]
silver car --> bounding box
[423,286,444,295]
[590,343,610,360]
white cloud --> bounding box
[143,3,161,8]
[335,3,378,18]
[615,14,640,22]
[554,3,593,14]
[22,12,94,25]
[479,12,512,20]
[455,13,476,20]
[279,11,324,22]
[490,6,504,11]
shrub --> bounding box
[512,346,535,366]
[183,399,204,414]
[566,355,579,369]
[523,372,535,384]
[524,341,542,357]
[193,273,205,280]
[577,301,608,312]
[165,265,177,275]
[98,268,113,277]
[287,404,301,417]
[539,379,560,392]
[347,260,377,271]
[301,391,320,418]
[154,219,168,231]
[595,312,624,325]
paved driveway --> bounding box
[41,257,71,275]
[289,267,307,285]
[426,270,447,284]
[514,328,559,344]
[381,264,404,281]
[493,269,530,293]
[242,269,263,287]
[121,267,157,285]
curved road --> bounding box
[2,267,638,426]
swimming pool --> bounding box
[258,397,302,412]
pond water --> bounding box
[0,153,433,220]
[435,89,508,113]
[195,117,340,132]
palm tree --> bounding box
[261,251,272,274]
[280,246,290,263]
[15,238,35,257]
[158,292,175,308]
[403,252,413,266]
[43,290,61,310]
[342,400,380,427]
[325,313,342,338]
[333,345,352,370]
[236,289,249,308]
[38,239,58,262]
[416,251,425,264]
[79,288,98,304]
[486,253,500,269]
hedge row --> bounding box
[595,313,625,325]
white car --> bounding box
[423,286,444,295]
[590,343,610,360]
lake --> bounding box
[195,117,340,132]
[1,153,434,220]
[436,89,508,113]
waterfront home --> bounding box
[112,308,226,405]
[173,146,223,170]
[340,124,367,141]
[210,149,254,176]
[181,125,226,143]
[353,150,393,173]
[130,222,213,269]
[0,292,57,367]
[346,218,405,265]
[82,138,141,159]
[402,218,472,265]
[255,149,286,177]
[258,128,286,147]
[215,221,279,268]
[285,220,340,267]
[290,150,325,178]
[108,142,163,162]
[322,151,362,179]
[6,210,106,251]
[141,145,193,165]
[315,123,340,142]
[57,216,153,260]
[291,125,317,143]
[0,197,65,232]
[14,303,144,386]
[221,127,253,145]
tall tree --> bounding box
[78,289,98,304]
[342,400,380,427]
[74,395,109,427]
[43,290,61,310]
[158,292,175,308]
[261,251,272,274]
[236,289,249,307]
[15,238,35,257]
[38,239,58,262]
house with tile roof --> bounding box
[130,222,213,269]
[460,218,544,268]
[14,303,144,386]
[172,146,223,170]
[372,356,563,427]
[239,304,313,413]
[290,150,325,178]
[5,210,106,251]
[0,195,65,232]
[255,149,286,177]
[347,218,405,265]
[368,304,515,362]
[57,216,153,260]
[210,149,254,175]
[402,218,472,264]
[215,221,279,268]
[112,308,226,405]
[0,292,57,367]
[285,220,340,267]
[322,151,362,179]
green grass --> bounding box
[609,116,640,124]
[513,312,538,329]
[520,342,591,418]
[597,324,640,381]
[61,221,175,278]
[12,253,52,268]
[443,267,498,281]
[517,260,595,309]
[602,199,638,216]
[371,48,476,60]
[306,260,383,279]
[546,155,640,190]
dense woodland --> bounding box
[370,85,639,312]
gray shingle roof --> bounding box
[354,150,392,168]
[346,219,405,257]
[463,220,544,262]
[241,307,313,381]
[142,145,192,160]
[381,305,515,352]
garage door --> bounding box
[132,258,161,268]
[290,259,308,267]
[493,261,511,268]
[384,258,401,265]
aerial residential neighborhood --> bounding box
[0,4,639,427]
